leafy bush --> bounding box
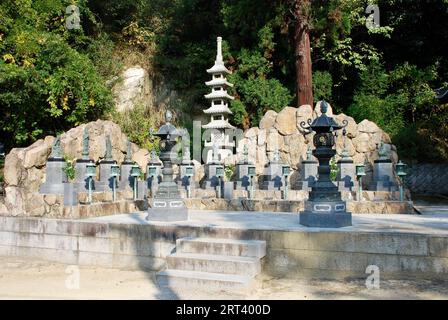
[0,0,113,150]
[111,104,160,152]
[63,156,76,182]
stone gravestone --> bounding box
[203,141,223,189]
[95,135,117,191]
[119,140,135,190]
[336,145,358,192]
[146,150,163,194]
[235,144,255,190]
[294,146,318,190]
[260,148,283,190]
[39,135,67,194]
[177,134,198,191]
[369,142,397,191]
[74,128,95,191]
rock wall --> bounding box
[0,120,150,216]
[236,103,398,187]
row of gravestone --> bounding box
[202,143,400,192]
[38,130,400,200]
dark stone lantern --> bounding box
[146,110,188,221]
[299,100,352,228]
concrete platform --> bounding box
[1,209,448,281]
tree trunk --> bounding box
[294,0,313,107]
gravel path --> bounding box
[1,256,447,300]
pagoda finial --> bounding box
[215,36,223,65]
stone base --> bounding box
[119,162,134,190]
[95,161,117,192]
[203,163,223,189]
[39,183,65,195]
[261,178,283,190]
[294,180,314,191]
[39,158,67,195]
[147,199,189,221]
[299,211,352,228]
[73,159,94,191]
[300,200,352,228]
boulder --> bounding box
[358,119,379,133]
[275,107,298,135]
[334,113,358,138]
[112,66,151,112]
[23,139,51,169]
[259,110,277,130]
[296,104,313,133]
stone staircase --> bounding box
[156,237,266,295]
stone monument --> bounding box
[294,146,318,191]
[146,150,163,194]
[119,139,134,190]
[202,36,235,164]
[369,142,397,191]
[235,144,255,190]
[203,141,224,189]
[39,135,67,194]
[336,134,358,192]
[299,100,352,228]
[147,110,188,221]
[95,135,117,191]
[74,128,95,191]
[260,148,284,190]
[177,131,197,191]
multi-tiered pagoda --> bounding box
[203,36,235,164]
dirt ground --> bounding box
[0,256,447,300]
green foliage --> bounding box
[0,0,113,150]
[312,71,333,103]
[330,157,338,182]
[348,62,437,138]
[111,104,160,152]
[224,164,235,182]
[63,155,76,182]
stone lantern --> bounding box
[299,100,352,228]
[146,110,188,221]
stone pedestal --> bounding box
[369,159,397,191]
[203,163,222,189]
[74,159,95,191]
[300,200,352,228]
[336,159,358,191]
[294,160,318,190]
[63,182,77,206]
[146,163,163,195]
[119,161,134,190]
[95,160,117,192]
[235,162,255,190]
[147,179,188,221]
[260,162,283,190]
[39,158,67,194]
[177,163,198,191]
[136,180,147,200]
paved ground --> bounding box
[0,256,447,300]
[85,208,448,236]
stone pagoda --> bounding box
[203,36,235,164]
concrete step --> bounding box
[156,269,258,292]
[176,237,266,258]
[166,252,260,276]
